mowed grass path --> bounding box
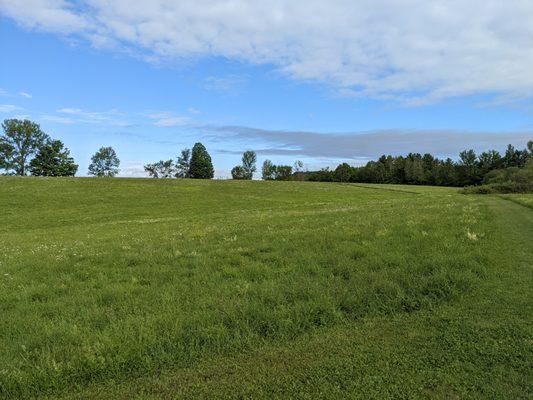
[0,178,531,398]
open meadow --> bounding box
[0,178,531,399]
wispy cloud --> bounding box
[0,104,23,113]
[55,107,130,126]
[19,91,32,99]
[146,112,190,127]
[209,126,533,160]
[42,115,75,124]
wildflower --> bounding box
[467,231,478,241]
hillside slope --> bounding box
[0,178,531,399]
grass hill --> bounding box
[0,178,531,399]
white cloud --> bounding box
[120,162,147,177]
[0,104,23,113]
[0,88,8,96]
[56,107,130,125]
[42,114,74,124]
[187,107,200,115]
[0,0,90,34]
[2,1,533,104]
[146,112,189,127]
[153,117,189,127]
[19,91,32,98]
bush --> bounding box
[462,181,533,194]
[231,165,246,180]
[462,158,533,194]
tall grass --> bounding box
[0,178,499,396]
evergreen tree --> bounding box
[29,140,78,176]
[503,144,529,168]
[457,149,480,185]
[189,142,214,179]
[478,150,502,173]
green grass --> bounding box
[0,178,531,399]
[498,194,533,209]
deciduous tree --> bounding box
[144,160,175,178]
[175,148,191,178]
[88,146,120,177]
[1,119,49,175]
[231,165,246,179]
[262,159,276,180]
[241,150,257,179]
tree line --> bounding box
[0,118,217,179]
[302,142,533,188]
[2,118,531,191]
[144,147,302,181]
[143,143,214,179]
[0,119,122,177]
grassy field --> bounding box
[0,178,531,399]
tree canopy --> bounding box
[175,148,191,178]
[189,143,214,179]
[88,147,120,177]
[304,142,532,188]
[241,150,257,179]
[231,165,246,179]
[29,140,78,177]
[144,159,174,178]
[1,119,49,175]
[232,150,257,180]
[262,160,276,180]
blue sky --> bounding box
[1,1,532,177]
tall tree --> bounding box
[456,149,480,185]
[88,146,120,177]
[144,160,174,178]
[478,150,502,173]
[503,144,529,168]
[175,148,191,178]
[241,150,257,179]
[262,160,276,180]
[189,143,214,179]
[0,119,49,175]
[29,140,78,176]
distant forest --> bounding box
[296,142,532,189]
